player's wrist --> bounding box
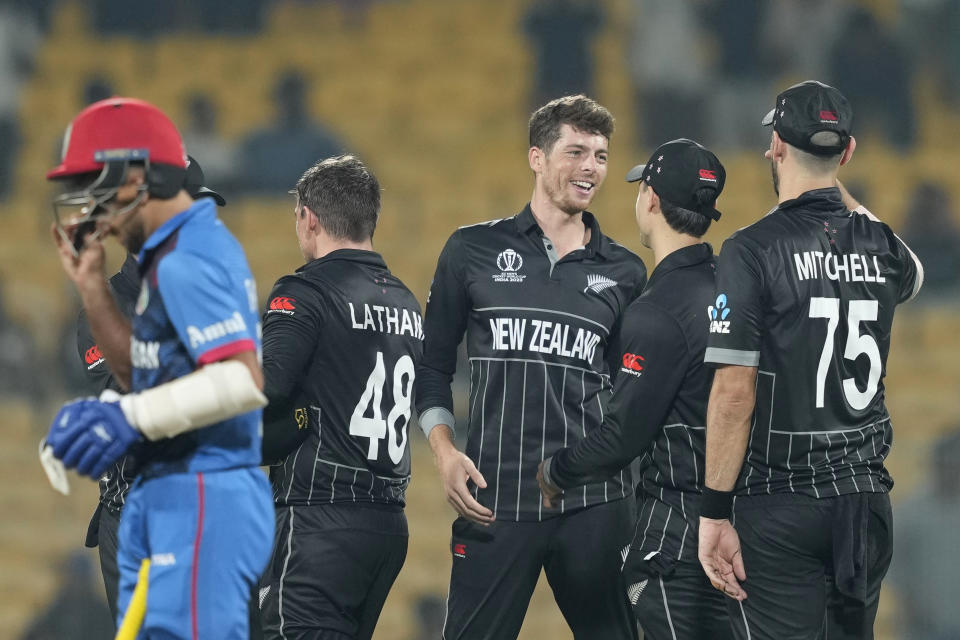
[540,456,561,491]
[700,486,734,520]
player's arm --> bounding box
[697,234,766,600]
[415,230,494,524]
[540,304,686,503]
[259,278,323,463]
[837,179,924,301]
[54,226,133,389]
[77,307,121,394]
[118,250,266,442]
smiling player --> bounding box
[415,95,647,640]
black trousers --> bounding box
[259,503,408,640]
[86,503,122,624]
[443,499,638,640]
[729,492,893,640]
[624,556,733,640]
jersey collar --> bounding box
[298,248,388,272]
[139,198,216,258]
[776,187,848,217]
[645,242,713,289]
[514,203,611,259]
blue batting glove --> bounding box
[46,398,141,479]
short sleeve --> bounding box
[704,235,765,367]
[156,251,258,365]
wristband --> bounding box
[700,487,734,520]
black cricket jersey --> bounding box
[549,243,716,564]
[415,205,647,521]
[76,254,142,514]
[705,188,924,498]
[263,249,423,508]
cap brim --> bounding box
[761,108,775,126]
[625,164,647,183]
[192,186,226,206]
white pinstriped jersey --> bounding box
[706,188,923,498]
[416,205,647,521]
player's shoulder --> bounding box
[452,216,516,244]
[178,211,243,255]
[847,206,900,245]
[269,272,328,303]
[604,238,647,273]
[155,244,227,288]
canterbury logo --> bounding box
[622,353,644,371]
[583,274,617,294]
[269,296,296,311]
[84,345,104,365]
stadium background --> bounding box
[0,0,957,637]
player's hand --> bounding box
[434,447,495,525]
[698,517,747,601]
[46,396,142,479]
[51,221,107,295]
[537,459,562,509]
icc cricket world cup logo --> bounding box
[493,249,526,282]
[497,249,523,272]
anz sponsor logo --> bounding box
[708,293,731,334]
[186,311,248,349]
[131,338,160,369]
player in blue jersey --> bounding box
[41,97,274,639]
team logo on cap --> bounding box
[699,169,718,182]
[708,294,731,334]
[819,110,839,123]
[493,249,526,283]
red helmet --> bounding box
[48,97,187,180]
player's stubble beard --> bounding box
[114,208,147,255]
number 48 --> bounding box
[809,297,881,411]
[349,352,415,464]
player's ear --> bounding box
[839,136,856,167]
[301,205,318,230]
[647,186,660,214]
[528,146,543,174]
[770,132,787,163]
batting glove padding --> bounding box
[47,397,142,479]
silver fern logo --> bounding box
[584,274,617,294]
[627,579,649,605]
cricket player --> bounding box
[698,81,924,639]
[257,155,422,639]
[42,97,273,638]
[415,95,646,639]
[539,138,734,639]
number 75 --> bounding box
[809,297,882,411]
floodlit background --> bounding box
[0,0,958,638]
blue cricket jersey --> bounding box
[131,198,263,476]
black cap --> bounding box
[625,138,725,221]
[184,155,226,206]
[762,80,853,156]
